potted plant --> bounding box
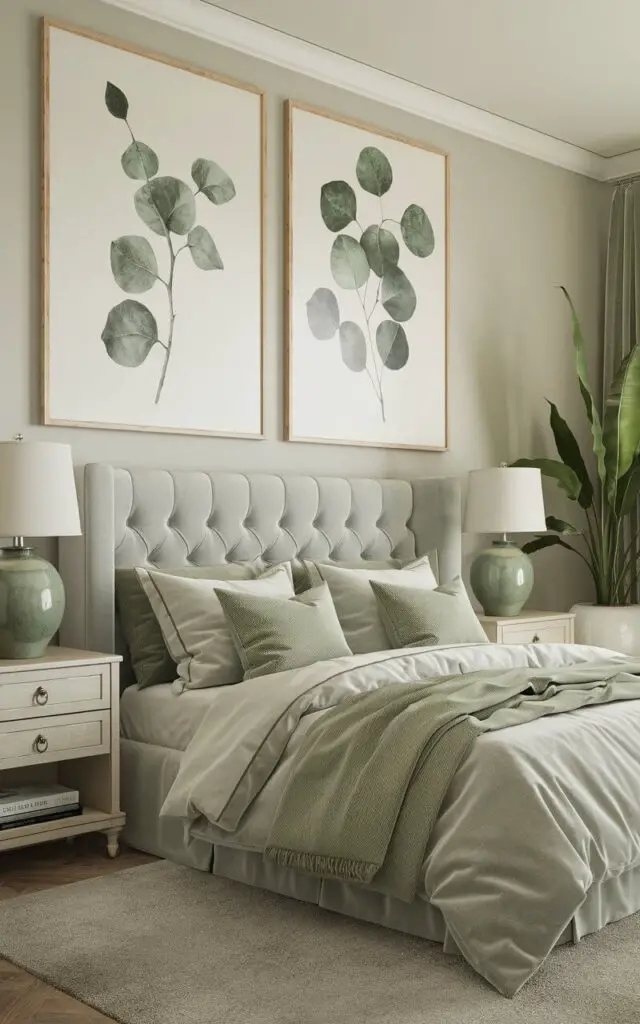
[513,287,640,653]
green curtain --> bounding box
[605,183,640,601]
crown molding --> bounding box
[97,0,621,182]
[602,149,640,182]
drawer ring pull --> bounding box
[33,686,49,706]
[33,734,49,754]
[532,633,541,643]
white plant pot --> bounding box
[571,603,640,655]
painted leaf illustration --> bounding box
[134,177,196,236]
[188,226,223,270]
[381,266,417,322]
[121,141,159,180]
[360,225,399,278]
[110,236,159,294]
[376,320,409,370]
[191,159,236,205]
[356,146,393,196]
[330,235,370,290]
[401,204,435,258]
[101,300,159,366]
[320,181,357,232]
[306,288,340,340]
[339,322,367,372]
[105,82,128,120]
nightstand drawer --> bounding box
[0,711,110,770]
[499,621,571,644]
[0,664,110,722]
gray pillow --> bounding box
[217,584,352,679]
[302,559,403,590]
[309,556,439,654]
[135,564,294,692]
[115,564,257,689]
[370,576,489,648]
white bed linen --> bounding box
[161,641,640,996]
[120,684,220,751]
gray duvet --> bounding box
[161,642,640,996]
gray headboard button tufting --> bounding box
[59,465,461,661]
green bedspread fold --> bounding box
[264,661,640,902]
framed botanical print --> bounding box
[43,21,265,437]
[285,101,448,450]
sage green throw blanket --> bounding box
[265,661,640,902]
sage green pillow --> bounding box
[115,564,257,689]
[217,584,352,679]
[135,564,294,693]
[370,576,489,648]
[308,556,439,654]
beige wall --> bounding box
[0,0,610,609]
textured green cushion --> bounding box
[308,556,439,654]
[115,564,257,689]
[217,584,352,679]
[370,576,489,648]
[135,564,293,692]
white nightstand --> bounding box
[479,610,575,645]
[0,647,124,857]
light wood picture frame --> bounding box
[42,20,265,438]
[285,100,449,451]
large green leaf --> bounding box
[320,181,356,232]
[381,266,416,322]
[546,400,593,509]
[560,287,606,482]
[545,515,580,535]
[400,204,434,258]
[121,141,159,180]
[339,322,367,372]
[360,225,399,278]
[376,321,409,370]
[188,226,223,270]
[330,235,370,290]
[110,236,158,294]
[105,82,128,120]
[603,345,640,504]
[306,288,340,340]
[522,534,579,557]
[616,458,640,516]
[134,177,196,236]
[511,457,581,500]
[101,300,158,366]
[356,147,392,196]
[191,159,236,205]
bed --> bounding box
[59,463,640,997]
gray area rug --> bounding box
[0,861,638,1024]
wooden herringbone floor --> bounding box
[0,835,155,1023]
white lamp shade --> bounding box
[0,441,81,537]
[464,467,546,534]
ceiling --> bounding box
[209,0,640,158]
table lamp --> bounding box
[464,466,546,616]
[0,436,81,658]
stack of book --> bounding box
[0,784,81,830]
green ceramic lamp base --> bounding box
[0,547,65,659]
[470,541,534,617]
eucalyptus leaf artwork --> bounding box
[101,81,236,403]
[305,144,435,421]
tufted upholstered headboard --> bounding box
[59,464,461,666]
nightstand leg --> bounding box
[104,827,122,858]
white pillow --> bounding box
[310,556,438,654]
[135,564,294,692]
